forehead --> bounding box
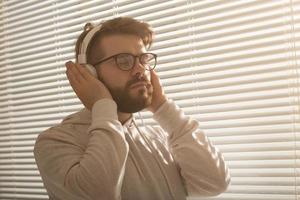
[100,34,146,56]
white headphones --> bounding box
[77,23,103,78]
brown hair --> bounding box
[75,17,154,65]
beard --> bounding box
[102,75,153,113]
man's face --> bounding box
[92,34,153,113]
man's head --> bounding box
[75,17,155,113]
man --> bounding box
[34,17,230,200]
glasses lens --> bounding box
[116,54,134,70]
[141,53,156,70]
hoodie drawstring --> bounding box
[132,120,176,200]
[124,130,147,181]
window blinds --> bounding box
[0,0,299,200]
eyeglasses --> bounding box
[93,52,157,71]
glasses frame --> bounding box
[93,52,157,71]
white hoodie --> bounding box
[34,98,230,200]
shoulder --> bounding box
[34,109,90,153]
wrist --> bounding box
[149,96,167,113]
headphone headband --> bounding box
[77,23,102,64]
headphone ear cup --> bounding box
[85,64,98,78]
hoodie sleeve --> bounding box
[34,98,129,200]
[153,99,231,197]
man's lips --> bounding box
[130,82,150,89]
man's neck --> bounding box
[117,111,132,125]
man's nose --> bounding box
[131,57,147,78]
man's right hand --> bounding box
[65,61,113,110]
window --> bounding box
[0,0,299,199]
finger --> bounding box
[65,62,75,82]
[65,61,73,70]
[76,63,93,80]
[66,67,78,85]
[150,70,162,86]
[66,69,76,89]
[66,68,85,97]
[65,61,81,84]
[68,61,85,83]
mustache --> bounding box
[127,74,150,88]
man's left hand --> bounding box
[147,70,167,113]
